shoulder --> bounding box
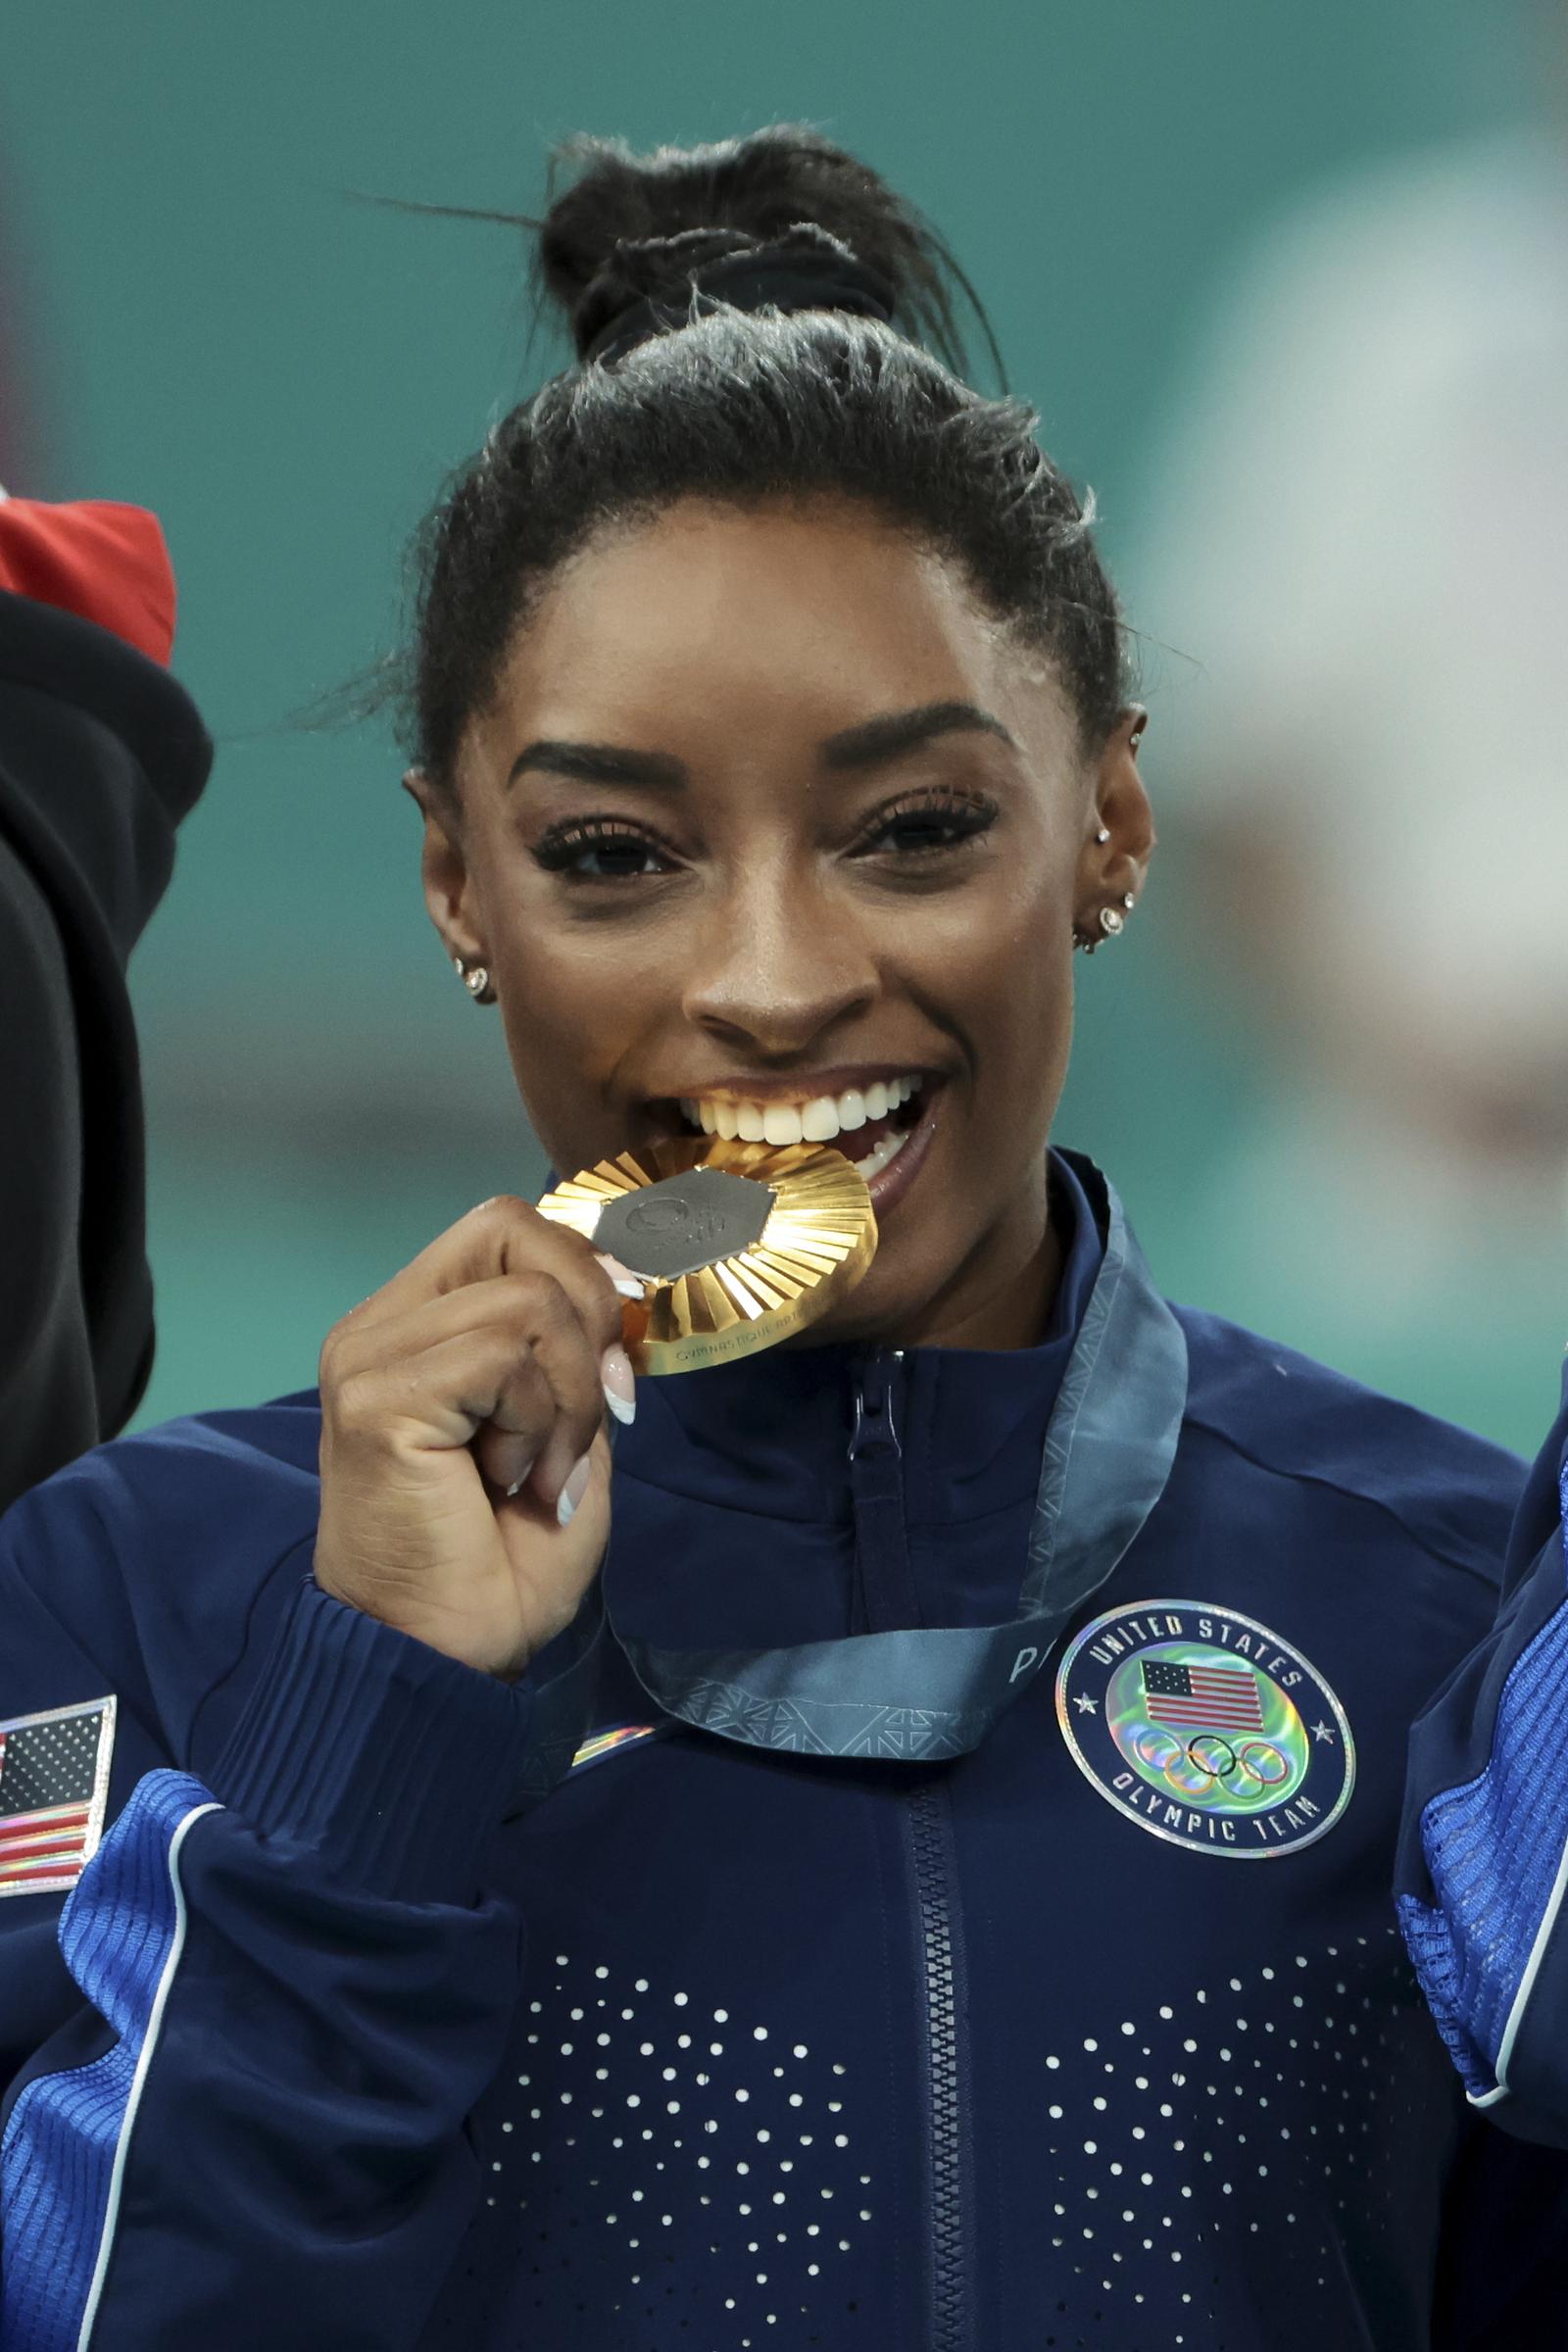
[1171,1301,1526,1594]
[0,1387,323,1617]
[0,1390,325,1760]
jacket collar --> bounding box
[613,1145,1106,1527]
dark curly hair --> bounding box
[369,123,1129,801]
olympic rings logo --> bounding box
[1131,1724,1297,1801]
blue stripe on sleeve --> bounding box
[1,1770,218,2351]
[1396,1473,1568,2104]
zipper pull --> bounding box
[847,1348,919,1632]
[850,1348,903,1458]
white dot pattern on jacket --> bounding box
[410,1920,1489,2351]
[453,1951,872,2346]
[1027,1931,1441,2347]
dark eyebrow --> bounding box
[504,700,1016,793]
[820,700,1017,770]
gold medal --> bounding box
[535,1136,878,1374]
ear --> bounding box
[1080,708,1156,899]
[403,767,489,969]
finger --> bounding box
[322,1200,633,1442]
[338,1196,626,1348]
[329,1273,612,1506]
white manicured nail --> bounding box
[601,1345,636,1426]
[557,1453,592,1527]
[595,1250,646,1300]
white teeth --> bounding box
[852,1125,911,1182]
[762,1103,804,1147]
[678,1073,925,1144]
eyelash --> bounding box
[529,790,1000,883]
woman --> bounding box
[1,124,1563,2352]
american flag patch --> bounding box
[0,1695,116,1897]
[1143,1659,1264,1732]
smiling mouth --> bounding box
[664,1074,930,1185]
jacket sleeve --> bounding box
[1396,1361,1568,2146]
[0,1493,541,2351]
[0,828,98,1511]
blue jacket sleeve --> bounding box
[0,1496,538,2351]
[1396,1359,1568,2146]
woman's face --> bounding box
[412,495,1152,1349]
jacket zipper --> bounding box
[847,1348,922,1633]
[906,1779,970,2352]
[849,1351,972,2352]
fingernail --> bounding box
[596,1250,647,1301]
[503,1439,540,1495]
[601,1343,636,1426]
[557,1452,592,1527]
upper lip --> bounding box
[652,1064,941,1106]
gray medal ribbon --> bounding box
[511,1165,1188,1796]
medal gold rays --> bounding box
[534,1136,878,1374]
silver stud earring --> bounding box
[1122,892,1135,909]
[1095,826,1110,845]
[1072,901,1133,955]
[454,955,495,1004]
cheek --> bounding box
[909,858,1071,1016]
[492,929,658,1126]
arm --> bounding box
[1396,1368,1568,2145]
[0,1503,535,2352]
[2,1193,627,2347]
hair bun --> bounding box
[573,224,770,360]
[533,123,988,378]
[578,221,900,368]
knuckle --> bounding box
[499,1268,571,1330]
[328,1365,383,1435]
[470,1192,538,1236]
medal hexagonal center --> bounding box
[596,1166,775,1281]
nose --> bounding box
[678,858,879,1057]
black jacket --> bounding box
[0,584,211,1510]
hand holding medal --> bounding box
[311,1133,878,1682]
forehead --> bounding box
[466,496,1073,785]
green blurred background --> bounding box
[3,0,1560,1448]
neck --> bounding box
[919,1217,1065,1352]
[874,1153,1067,1353]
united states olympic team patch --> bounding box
[1055,1602,1353,1859]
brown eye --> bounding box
[531,820,679,881]
[854,791,998,858]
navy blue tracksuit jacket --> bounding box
[3,1147,1567,2351]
